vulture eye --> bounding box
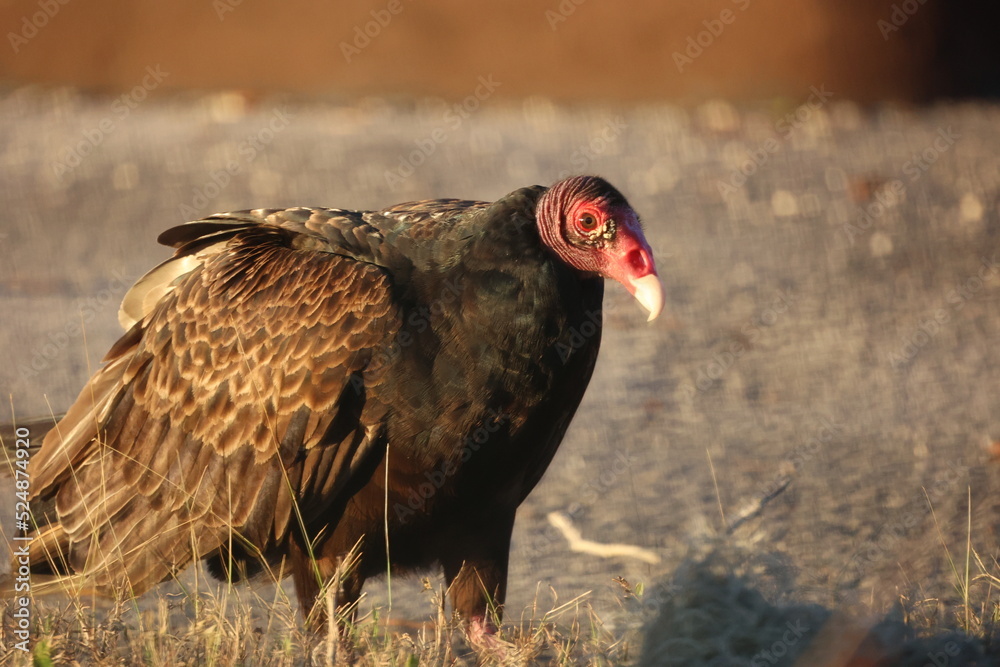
[577,213,599,233]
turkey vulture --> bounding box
[19,175,663,633]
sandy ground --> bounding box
[1,87,1000,662]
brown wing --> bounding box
[30,212,401,595]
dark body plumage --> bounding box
[25,180,643,626]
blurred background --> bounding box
[0,0,998,101]
[3,1,1000,664]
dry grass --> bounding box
[0,417,637,666]
[3,384,1000,664]
[5,484,1000,666]
[0,573,637,666]
[6,547,1000,666]
[897,488,1000,645]
[5,487,1000,666]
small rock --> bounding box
[696,100,740,133]
[206,91,248,123]
[870,231,893,258]
[959,193,983,222]
[771,189,798,217]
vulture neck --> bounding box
[455,185,605,336]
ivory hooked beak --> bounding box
[629,273,665,322]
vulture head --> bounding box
[537,175,664,321]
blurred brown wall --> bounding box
[0,0,974,102]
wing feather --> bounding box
[118,254,201,330]
[29,213,402,595]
